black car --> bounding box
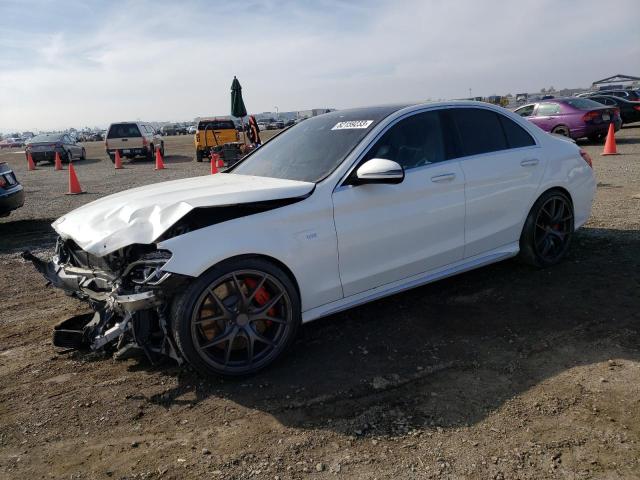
[25,133,86,164]
[0,162,25,217]
[587,95,640,125]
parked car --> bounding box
[578,89,640,101]
[187,125,197,134]
[105,122,164,162]
[0,137,25,149]
[24,102,595,377]
[514,98,621,141]
[0,162,25,217]
[194,118,239,162]
[583,94,640,125]
[25,133,86,164]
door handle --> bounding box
[431,173,456,182]
[520,159,539,167]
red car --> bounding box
[514,97,621,142]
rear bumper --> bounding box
[571,120,621,139]
[0,185,25,216]
[29,148,66,162]
[106,147,149,158]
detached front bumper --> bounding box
[22,250,186,362]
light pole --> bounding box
[274,106,279,119]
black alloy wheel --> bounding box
[519,190,574,267]
[171,259,300,376]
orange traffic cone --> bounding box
[27,152,36,171]
[54,151,63,170]
[216,157,224,168]
[601,123,619,156]
[114,150,123,169]
[66,163,84,195]
[155,148,165,170]
[210,157,218,174]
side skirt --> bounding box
[301,242,520,323]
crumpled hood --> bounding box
[53,173,314,256]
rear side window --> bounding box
[536,103,560,116]
[450,108,507,156]
[497,115,535,148]
[107,123,141,138]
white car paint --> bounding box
[53,174,314,256]
[52,101,595,324]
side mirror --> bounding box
[352,158,404,185]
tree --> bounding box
[548,86,556,92]
[540,88,547,93]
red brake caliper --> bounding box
[244,277,275,326]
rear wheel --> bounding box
[519,190,574,267]
[588,133,605,143]
[196,150,203,162]
[551,125,570,137]
[171,258,301,377]
[146,145,154,162]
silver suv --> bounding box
[105,122,164,162]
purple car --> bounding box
[514,97,621,141]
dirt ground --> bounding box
[0,127,639,479]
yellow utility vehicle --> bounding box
[194,118,239,162]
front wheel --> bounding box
[519,190,574,268]
[171,258,301,377]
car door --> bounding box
[332,110,466,297]
[532,102,561,131]
[448,107,544,258]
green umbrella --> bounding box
[231,76,247,118]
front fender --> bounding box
[159,194,343,312]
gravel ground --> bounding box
[0,127,639,479]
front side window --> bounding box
[361,111,446,170]
[536,103,561,116]
[450,108,507,156]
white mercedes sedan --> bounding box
[25,101,595,376]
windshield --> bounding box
[563,98,605,110]
[231,106,405,182]
[29,133,63,143]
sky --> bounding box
[0,0,639,132]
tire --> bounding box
[519,190,574,268]
[196,150,203,162]
[146,145,154,162]
[64,150,72,163]
[80,148,86,160]
[171,257,301,377]
[551,125,570,137]
[160,142,165,157]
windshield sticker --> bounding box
[331,120,374,130]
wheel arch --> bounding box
[198,253,301,300]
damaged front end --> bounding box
[23,238,188,363]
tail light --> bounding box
[634,105,640,111]
[196,133,200,142]
[579,148,593,168]
[581,111,600,122]
[0,177,6,188]
[142,136,148,147]
[105,139,109,148]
